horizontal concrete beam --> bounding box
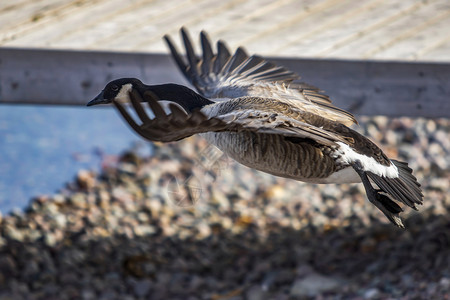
[0,47,449,118]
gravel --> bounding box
[0,116,449,299]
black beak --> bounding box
[87,91,110,106]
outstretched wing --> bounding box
[113,90,227,142]
[164,28,298,99]
[113,89,345,146]
[164,27,357,126]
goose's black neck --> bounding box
[136,82,213,112]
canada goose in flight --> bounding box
[88,28,423,227]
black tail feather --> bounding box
[353,160,423,227]
[377,193,403,214]
[367,160,423,210]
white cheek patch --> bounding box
[333,142,399,178]
[115,83,133,103]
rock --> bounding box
[246,285,267,300]
[81,288,96,300]
[69,193,87,209]
[133,279,153,297]
[98,289,117,300]
[59,272,79,285]
[3,225,25,242]
[295,264,315,277]
[22,260,40,280]
[439,277,450,290]
[53,213,67,228]
[40,283,59,297]
[290,273,343,297]
[77,170,96,190]
[363,288,380,299]
[188,275,205,292]
[44,232,58,247]
[9,279,30,294]
[52,194,66,204]
[133,225,157,237]
[0,254,17,277]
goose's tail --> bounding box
[354,160,423,227]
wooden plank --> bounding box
[327,0,449,59]
[129,0,245,51]
[1,0,449,63]
[52,0,185,49]
[180,0,286,39]
[242,0,367,55]
[0,0,38,12]
[420,38,450,62]
[372,11,450,60]
[96,0,237,51]
[154,0,304,54]
[0,48,448,119]
[2,0,131,47]
[204,0,305,47]
[279,1,421,57]
[0,0,71,29]
[0,0,90,42]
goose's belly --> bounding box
[200,131,361,184]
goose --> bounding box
[87,28,423,227]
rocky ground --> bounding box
[0,116,449,300]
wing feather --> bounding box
[200,31,214,74]
[181,29,199,78]
[215,40,231,72]
[165,28,357,126]
[114,90,343,147]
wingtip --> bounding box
[180,26,188,35]
[217,39,227,48]
[236,46,249,58]
[180,26,190,40]
[163,34,171,43]
[200,30,213,50]
[217,40,231,57]
[163,33,177,52]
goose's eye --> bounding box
[111,85,119,92]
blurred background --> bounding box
[0,0,449,299]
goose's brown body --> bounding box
[202,130,347,183]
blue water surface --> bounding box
[0,104,147,214]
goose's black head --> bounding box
[87,78,143,106]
